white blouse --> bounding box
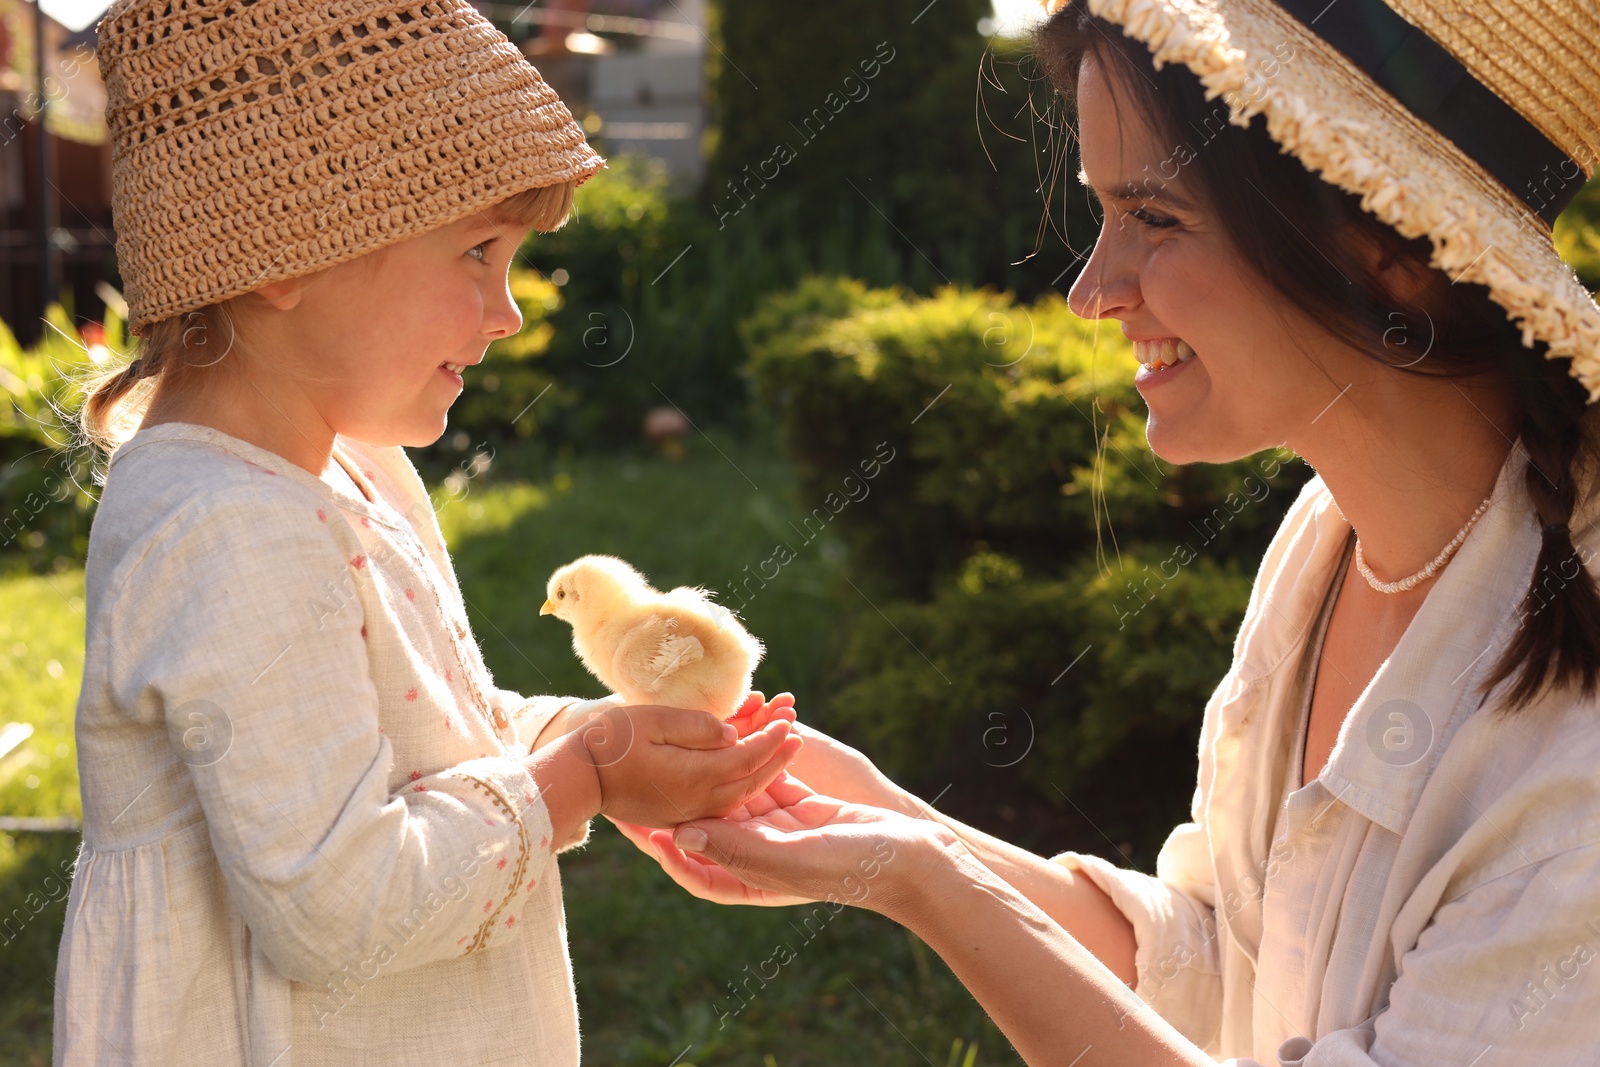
[1055,438,1600,1065]
[54,421,615,1066]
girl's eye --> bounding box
[467,240,493,262]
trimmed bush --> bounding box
[744,278,1312,857]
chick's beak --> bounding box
[540,599,557,616]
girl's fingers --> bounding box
[712,733,803,812]
[724,718,794,776]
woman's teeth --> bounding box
[442,362,464,374]
[1135,339,1196,369]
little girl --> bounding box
[54,1,799,1063]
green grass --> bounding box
[0,440,1021,1066]
[0,570,87,1065]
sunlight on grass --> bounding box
[0,446,1017,1066]
[0,571,85,821]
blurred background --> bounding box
[2,0,1599,1063]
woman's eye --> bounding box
[1126,207,1178,230]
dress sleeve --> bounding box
[491,688,625,753]
[107,486,562,986]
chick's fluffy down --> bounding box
[542,555,764,720]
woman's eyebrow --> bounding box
[1078,168,1195,210]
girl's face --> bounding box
[268,209,532,448]
[1068,53,1369,466]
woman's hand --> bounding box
[725,690,796,738]
[660,774,961,921]
[730,693,916,814]
[608,779,818,907]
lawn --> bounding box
[0,438,1020,1066]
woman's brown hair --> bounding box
[73,179,578,463]
[1034,0,1600,715]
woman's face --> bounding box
[1068,52,1368,466]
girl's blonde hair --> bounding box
[74,180,578,460]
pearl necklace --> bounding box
[1353,497,1492,594]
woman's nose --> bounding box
[1068,225,1139,322]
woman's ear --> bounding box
[1347,225,1441,308]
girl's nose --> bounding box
[483,279,524,341]
[1067,226,1139,323]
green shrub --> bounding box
[1554,171,1600,292]
[706,5,1089,297]
[0,306,103,574]
[515,157,952,450]
[744,279,1312,856]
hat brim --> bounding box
[1080,0,1600,402]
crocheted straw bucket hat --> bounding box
[95,0,606,336]
[1041,0,1600,403]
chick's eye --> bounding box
[557,589,565,599]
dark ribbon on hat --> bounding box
[1273,0,1586,226]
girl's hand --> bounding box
[580,705,801,828]
[659,775,962,921]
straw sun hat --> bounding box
[95,0,606,336]
[1042,0,1600,402]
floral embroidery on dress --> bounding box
[317,508,327,523]
[405,688,419,701]
[456,773,532,954]
[350,555,366,570]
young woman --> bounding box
[620,1,1600,1063]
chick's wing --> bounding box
[610,612,707,703]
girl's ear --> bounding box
[250,276,308,312]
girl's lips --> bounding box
[438,364,463,387]
[1134,351,1198,389]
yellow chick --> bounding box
[540,555,765,720]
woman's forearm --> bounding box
[883,786,1139,989]
[891,841,1210,1067]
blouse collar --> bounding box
[1240,438,1556,835]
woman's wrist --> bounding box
[873,823,989,928]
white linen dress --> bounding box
[53,421,617,1066]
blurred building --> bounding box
[484,0,709,188]
[0,1,111,346]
